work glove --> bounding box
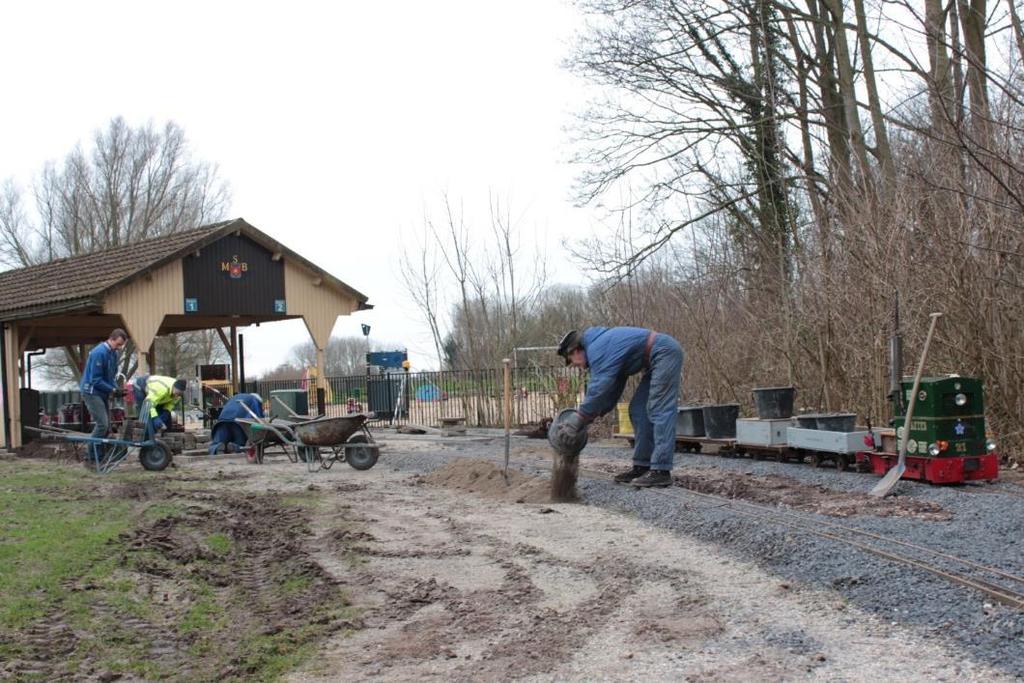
[554,411,589,453]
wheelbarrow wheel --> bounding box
[345,433,379,471]
[139,440,173,472]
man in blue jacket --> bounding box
[209,393,264,455]
[555,327,684,487]
[79,328,128,464]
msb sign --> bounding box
[182,234,285,315]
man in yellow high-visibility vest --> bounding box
[135,375,187,436]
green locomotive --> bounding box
[858,375,999,483]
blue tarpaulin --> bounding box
[416,384,441,402]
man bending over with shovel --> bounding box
[553,327,684,488]
[208,393,264,455]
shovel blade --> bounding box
[869,461,906,498]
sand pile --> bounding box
[424,459,559,504]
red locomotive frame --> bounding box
[855,450,999,484]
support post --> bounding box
[0,324,7,449]
[315,345,327,416]
[139,347,154,375]
[4,325,22,448]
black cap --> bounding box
[557,330,583,365]
[173,379,187,392]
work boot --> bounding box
[631,469,672,488]
[613,465,649,484]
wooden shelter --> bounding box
[0,218,370,448]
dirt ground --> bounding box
[2,442,1013,681]
[284,454,1008,681]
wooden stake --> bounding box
[503,358,511,478]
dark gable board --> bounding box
[182,234,285,315]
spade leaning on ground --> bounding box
[553,327,685,488]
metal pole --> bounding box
[24,350,44,391]
[238,333,246,392]
[230,325,239,394]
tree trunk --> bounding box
[958,0,990,141]
[852,0,895,188]
[822,0,872,186]
[925,0,956,133]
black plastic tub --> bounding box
[814,413,857,432]
[752,386,795,419]
[795,413,819,429]
[702,404,739,439]
[676,406,706,437]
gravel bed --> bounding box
[375,434,1024,676]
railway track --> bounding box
[518,455,1024,611]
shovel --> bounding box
[869,311,942,498]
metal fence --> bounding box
[243,366,587,428]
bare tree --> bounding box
[563,0,1024,460]
[399,218,447,367]
[0,117,230,382]
[155,330,229,378]
[400,192,549,370]
[290,336,401,376]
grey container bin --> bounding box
[795,413,819,429]
[752,386,795,419]
[677,406,706,437]
[367,376,405,420]
[814,413,857,432]
[270,389,309,419]
[702,404,739,439]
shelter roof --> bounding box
[0,218,370,321]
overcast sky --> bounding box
[0,1,598,375]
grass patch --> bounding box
[180,592,220,634]
[142,500,185,520]
[279,574,313,595]
[205,532,233,555]
[0,461,134,631]
[233,602,361,682]
[0,460,359,681]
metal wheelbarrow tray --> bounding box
[237,413,380,471]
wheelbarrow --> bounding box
[236,412,380,472]
[26,410,172,475]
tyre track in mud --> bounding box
[302,477,722,682]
